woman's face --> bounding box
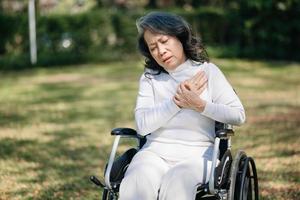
[144,29,186,71]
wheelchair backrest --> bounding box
[215,121,229,159]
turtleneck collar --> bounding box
[166,59,192,74]
[166,59,201,82]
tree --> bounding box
[146,0,157,8]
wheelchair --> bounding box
[90,122,259,200]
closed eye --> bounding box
[150,46,156,52]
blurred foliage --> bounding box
[0,0,300,69]
[0,9,141,70]
[236,0,300,60]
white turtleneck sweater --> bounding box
[135,60,245,147]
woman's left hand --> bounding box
[184,71,207,96]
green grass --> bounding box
[0,58,299,199]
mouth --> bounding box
[163,56,172,63]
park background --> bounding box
[0,0,299,199]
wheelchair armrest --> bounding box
[215,123,234,139]
[105,128,146,189]
[216,124,234,139]
[111,127,146,149]
[111,128,138,137]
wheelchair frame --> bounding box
[91,123,259,200]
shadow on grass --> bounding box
[0,79,136,130]
[260,186,300,200]
[28,83,87,104]
[232,103,300,200]
[234,101,300,148]
[259,170,300,200]
[0,127,111,199]
[31,90,134,130]
[259,170,300,184]
[0,68,138,198]
[0,110,28,127]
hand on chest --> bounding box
[152,75,211,103]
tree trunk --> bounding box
[146,0,157,8]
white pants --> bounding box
[119,142,213,200]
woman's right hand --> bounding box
[173,71,208,112]
[174,82,207,112]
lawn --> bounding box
[0,58,299,200]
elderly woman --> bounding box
[119,12,245,200]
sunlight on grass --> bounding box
[0,59,299,199]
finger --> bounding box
[183,80,193,90]
[196,77,208,90]
[196,83,207,95]
[174,93,179,100]
[187,72,197,84]
[194,71,206,85]
[177,87,182,94]
[176,88,189,103]
[180,83,188,93]
[173,97,183,108]
[188,72,205,91]
[177,84,183,94]
[184,80,190,86]
[174,95,188,108]
[183,83,193,94]
[184,81,191,90]
[191,71,205,84]
[191,71,207,90]
[175,93,183,101]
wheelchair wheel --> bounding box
[228,150,259,200]
[102,189,108,200]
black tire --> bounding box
[228,150,247,200]
[228,151,259,200]
[102,189,108,200]
[248,157,259,200]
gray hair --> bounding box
[136,12,209,75]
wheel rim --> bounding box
[249,157,259,200]
[242,176,249,199]
[228,150,247,200]
[228,152,259,200]
[239,157,250,200]
[102,189,108,200]
[239,157,259,200]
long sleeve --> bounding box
[202,63,246,125]
[135,74,181,136]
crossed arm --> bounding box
[135,65,245,135]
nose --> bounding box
[157,44,166,57]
